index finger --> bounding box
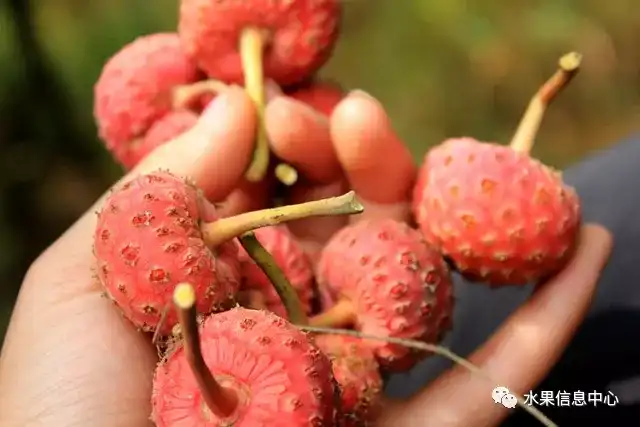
[381,224,612,427]
[265,96,342,184]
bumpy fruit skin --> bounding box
[151,307,339,426]
[317,219,454,371]
[137,110,199,162]
[94,171,240,335]
[237,226,314,319]
[287,81,345,116]
[94,33,200,169]
[413,137,581,286]
[178,0,341,86]
[314,335,383,427]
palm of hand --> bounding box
[0,89,611,427]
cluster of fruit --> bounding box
[90,1,584,426]
[93,0,344,182]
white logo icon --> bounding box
[501,393,518,409]
[492,386,510,404]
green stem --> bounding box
[238,231,309,324]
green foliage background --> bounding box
[0,0,639,339]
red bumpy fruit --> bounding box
[316,218,454,371]
[314,334,383,426]
[237,225,314,319]
[93,32,200,169]
[178,0,341,86]
[94,171,240,335]
[412,51,583,287]
[151,307,339,426]
[413,137,581,286]
[287,80,345,116]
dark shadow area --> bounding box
[0,0,111,326]
[505,309,640,425]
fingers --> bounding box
[381,224,613,427]
[138,86,257,202]
[265,96,342,184]
[331,91,417,223]
[216,178,273,218]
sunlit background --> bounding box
[1,0,639,338]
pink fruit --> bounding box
[94,171,240,335]
[412,137,581,286]
[151,307,339,426]
[314,334,383,426]
[138,110,199,159]
[237,225,314,319]
[178,0,342,86]
[93,32,200,169]
[315,218,454,371]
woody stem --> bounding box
[239,232,308,324]
[240,27,298,185]
[201,190,364,247]
[509,52,582,154]
[173,283,238,418]
[172,79,230,110]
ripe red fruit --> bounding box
[94,171,240,335]
[178,0,342,86]
[287,80,345,116]
[412,53,583,286]
[95,173,363,335]
[237,225,314,319]
[314,219,454,371]
[93,33,200,169]
[413,138,581,286]
[178,0,342,185]
[151,307,339,426]
[136,110,199,162]
[314,334,383,426]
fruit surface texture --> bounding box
[314,334,382,426]
[413,137,581,286]
[178,0,341,85]
[94,171,240,335]
[237,225,314,319]
[152,307,338,426]
[94,33,200,168]
[317,219,454,370]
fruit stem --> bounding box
[173,283,238,418]
[274,163,299,186]
[509,52,582,154]
[309,299,356,327]
[240,27,299,185]
[172,79,229,110]
[298,325,557,427]
[202,191,364,247]
[239,231,309,324]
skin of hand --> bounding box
[0,86,612,427]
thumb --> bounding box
[35,86,257,269]
[136,86,257,202]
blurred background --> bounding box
[0,0,638,339]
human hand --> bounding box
[0,87,612,427]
